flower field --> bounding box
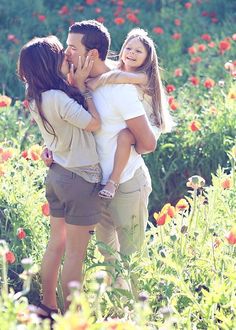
[0,0,236,329]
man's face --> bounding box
[65,33,88,69]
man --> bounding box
[44,20,156,288]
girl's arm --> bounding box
[86,70,148,91]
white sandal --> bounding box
[98,180,119,199]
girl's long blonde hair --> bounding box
[118,28,174,133]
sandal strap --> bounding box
[107,179,119,188]
[38,302,58,315]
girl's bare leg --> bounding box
[99,128,135,198]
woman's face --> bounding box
[121,37,148,72]
[60,53,70,76]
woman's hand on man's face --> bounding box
[68,56,94,93]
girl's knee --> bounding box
[117,128,135,144]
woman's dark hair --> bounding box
[17,35,85,138]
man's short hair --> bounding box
[69,20,110,61]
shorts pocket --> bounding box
[109,189,141,227]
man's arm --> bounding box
[126,115,157,154]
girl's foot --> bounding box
[98,180,119,199]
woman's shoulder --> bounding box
[42,89,67,97]
[42,89,71,103]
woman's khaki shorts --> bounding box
[45,163,102,226]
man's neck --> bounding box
[90,61,111,78]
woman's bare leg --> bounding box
[61,223,95,310]
[38,216,66,314]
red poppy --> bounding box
[188,120,201,132]
[189,76,200,86]
[188,46,197,55]
[95,7,101,13]
[22,99,29,108]
[185,2,192,9]
[172,33,181,40]
[221,178,232,189]
[42,203,50,216]
[96,17,105,23]
[225,227,236,245]
[155,212,167,226]
[5,251,16,264]
[153,27,164,34]
[58,5,69,15]
[170,100,179,111]
[190,56,202,64]
[219,39,231,54]
[114,17,125,25]
[204,78,215,89]
[38,15,46,22]
[126,13,139,24]
[21,150,29,159]
[166,84,176,93]
[174,19,181,26]
[167,205,176,218]
[198,44,207,52]
[201,34,211,42]
[17,228,26,240]
[174,68,182,77]
[168,96,175,105]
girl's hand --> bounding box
[86,76,102,91]
[68,56,94,93]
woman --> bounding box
[17,35,102,317]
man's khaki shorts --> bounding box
[96,165,152,256]
[45,163,102,226]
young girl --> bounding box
[87,28,174,199]
[17,36,102,316]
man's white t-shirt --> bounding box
[93,84,147,185]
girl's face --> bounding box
[60,53,70,76]
[121,37,148,72]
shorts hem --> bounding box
[66,212,102,226]
[50,209,65,218]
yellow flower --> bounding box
[28,144,43,161]
[0,94,12,107]
[175,198,189,211]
